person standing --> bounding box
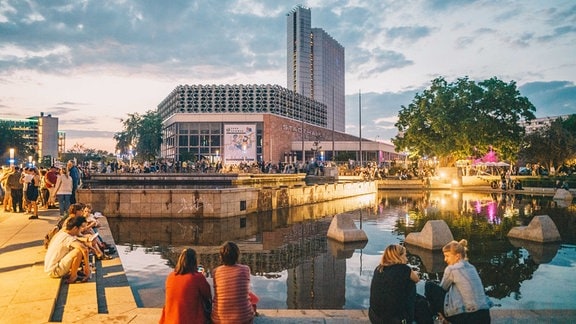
[54,167,73,217]
[7,166,24,213]
[425,240,492,324]
[44,165,59,208]
[67,160,81,204]
[211,241,256,324]
[369,244,419,324]
[1,166,14,211]
[25,167,41,219]
[160,248,212,324]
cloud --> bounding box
[520,81,576,117]
[386,26,432,41]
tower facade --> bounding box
[287,5,345,132]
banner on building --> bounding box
[223,124,256,165]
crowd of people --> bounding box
[158,239,492,324]
[0,160,82,219]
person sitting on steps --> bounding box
[44,215,92,284]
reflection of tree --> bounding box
[401,209,541,301]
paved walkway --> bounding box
[1,203,576,323]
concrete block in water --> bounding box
[404,220,454,250]
[507,215,561,243]
[327,213,368,243]
[553,188,573,201]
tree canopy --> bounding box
[518,115,576,171]
[114,110,163,162]
[392,77,536,166]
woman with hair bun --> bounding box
[160,248,212,324]
[369,244,419,323]
[425,239,492,324]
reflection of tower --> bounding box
[286,250,346,309]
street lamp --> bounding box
[128,145,133,169]
[9,148,14,166]
[28,155,32,167]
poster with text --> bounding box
[224,124,256,165]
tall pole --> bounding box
[332,86,335,162]
[300,89,305,164]
[359,90,363,166]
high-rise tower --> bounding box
[287,5,345,132]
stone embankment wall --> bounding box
[77,181,377,218]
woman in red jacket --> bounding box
[160,248,212,324]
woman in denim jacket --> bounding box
[425,240,492,324]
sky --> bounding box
[1,0,575,153]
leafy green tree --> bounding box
[114,111,162,162]
[518,116,576,171]
[393,77,536,166]
[0,121,35,162]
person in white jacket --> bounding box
[425,239,492,324]
[54,167,73,217]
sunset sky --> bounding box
[1,0,575,153]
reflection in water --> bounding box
[114,190,576,310]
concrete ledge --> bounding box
[327,213,368,243]
[507,215,561,243]
[405,220,454,250]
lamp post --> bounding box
[128,145,133,169]
[28,155,32,167]
[9,148,14,167]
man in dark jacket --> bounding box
[7,166,24,213]
[67,160,81,204]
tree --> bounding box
[0,121,35,162]
[393,77,536,166]
[114,111,162,162]
[518,116,576,171]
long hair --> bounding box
[376,244,406,272]
[174,248,199,275]
[219,241,240,266]
[442,239,468,260]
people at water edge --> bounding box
[67,160,81,204]
[24,167,41,219]
[64,203,112,260]
[80,203,115,258]
[369,244,420,324]
[44,215,91,283]
[425,239,492,324]
[159,248,212,324]
[54,166,73,217]
[7,166,24,213]
[211,241,258,324]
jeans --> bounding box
[57,194,71,216]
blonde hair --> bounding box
[442,239,468,260]
[377,244,407,272]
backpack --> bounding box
[43,218,67,249]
